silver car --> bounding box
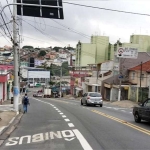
[81,92,103,107]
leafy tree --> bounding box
[49,62,69,76]
[53,46,63,52]
[38,50,46,57]
[35,48,40,50]
[22,46,34,49]
[49,81,55,86]
[67,47,75,50]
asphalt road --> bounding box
[1,96,150,150]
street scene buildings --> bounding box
[1,1,150,150]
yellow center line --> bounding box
[92,110,150,136]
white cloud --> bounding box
[1,0,150,47]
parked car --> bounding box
[133,99,150,123]
[33,92,43,97]
[81,92,103,107]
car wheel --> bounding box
[134,112,141,123]
[81,99,83,105]
[100,104,103,107]
[86,101,89,106]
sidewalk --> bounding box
[104,100,138,108]
[0,95,23,135]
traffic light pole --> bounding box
[13,0,19,111]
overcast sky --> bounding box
[0,0,150,48]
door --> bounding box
[143,100,150,121]
[82,93,87,104]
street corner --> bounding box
[0,111,17,135]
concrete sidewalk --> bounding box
[0,111,17,135]
[0,95,23,135]
[104,100,138,108]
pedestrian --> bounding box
[22,93,30,114]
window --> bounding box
[141,74,144,80]
[89,93,101,97]
[132,72,135,80]
[144,100,150,107]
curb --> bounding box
[0,111,19,136]
[0,113,23,146]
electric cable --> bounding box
[21,19,67,46]
[63,2,150,17]
[0,30,12,44]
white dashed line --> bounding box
[130,112,132,113]
[121,110,126,112]
[64,119,70,122]
[60,113,63,115]
[62,115,66,118]
[68,123,75,127]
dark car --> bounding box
[133,99,150,123]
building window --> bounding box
[132,72,135,80]
[141,74,144,80]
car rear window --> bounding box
[89,93,101,97]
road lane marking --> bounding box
[5,130,76,146]
[121,110,126,112]
[64,119,70,122]
[68,123,75,127]
[73,129,93,150]
[92,110,150,136]
[48,99,69,104]
[62,115,66,118]
[130,112,132,113]
[30,98,94,150]
[60,113,63,115]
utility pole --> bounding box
[96,64,99,92]
[149,76,150,98]
[60,64,62,98]
[140,62,142,101]
[13,0,19,111]
[118,58,121,101]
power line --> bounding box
[0,30,12,45]
[63,2,150,17]
[21,18,90,40]
[21,18,109,46]
[21,19,67,46]
[0,21,12,28]
[51,19,90,38]
[0,14,13,42]
[22,35,53,45]
[6,0,13,16]
[0,2,13,40]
